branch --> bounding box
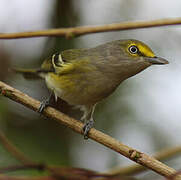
[0,81,180,179]
[0,18,181,39]
[108,146,181,176]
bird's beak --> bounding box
[145,56,169,65]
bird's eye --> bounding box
[52,53,64,67]
[128,45,138,54]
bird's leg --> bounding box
[82,104,96,139]
[38,91,54,113]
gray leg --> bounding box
[38,91,53,113]
[82,104,96,139]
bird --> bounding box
[12,39,169,139]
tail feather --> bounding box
[10,68,42,80]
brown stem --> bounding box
[0,18,181,39]
[0,81,180,179]
[0,175,56,180]
[108,146,181,176]
[0,164,45,174]
[0,131,34,164]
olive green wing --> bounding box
[12,49,87,79]
[41,48,86,67]
[54,50,103,75]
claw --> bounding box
[37,92,53,114]
[38,99,50,113]
[82,119,94,139]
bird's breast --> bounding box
[44,71,121,106]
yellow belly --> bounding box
[45,73,94,105]
[45,70,120,106]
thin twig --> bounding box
[0,18,181,39]
[0,81,180,179]
[0,175,56,180]
[0,162,121,180]
[1,129,181,178]
[108,146,181,176]
[0,164,45,174]
[0,166,123,180]
[0,131,34,164]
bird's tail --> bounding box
[10,68,43,80]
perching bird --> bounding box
[13,39,169,139]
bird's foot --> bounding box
[38,98,51,113]
[38,92,53,114]
[82,119,94,140]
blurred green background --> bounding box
[0,0,181,179]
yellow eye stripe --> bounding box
[137,43,155,57]
[127,43,155,58]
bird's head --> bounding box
[118,39,169,65]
